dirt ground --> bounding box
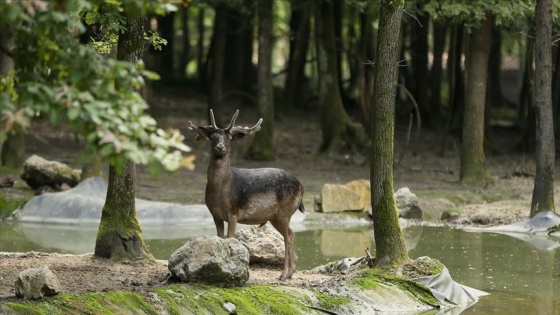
[1,87,558,301]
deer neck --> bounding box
[207,155,233,187]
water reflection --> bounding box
[1,222,559,314]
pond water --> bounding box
[1,222,559,314]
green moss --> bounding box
[3,291,157,315]
[351,268,440,307]
[313,290,349,310]
[155,284,311,314]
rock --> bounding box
[168,236,249,286]
[15,266,61,299]
[222,302,237,314]
[395,187,423,220]
[319,179,371,212]
[20,155,81,191]
[235,224,286,265]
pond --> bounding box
[0,222,559,314]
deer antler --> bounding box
[230,118,263,135]
[209,109,219,129]
[226,110,240,131]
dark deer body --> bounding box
[189,110,304,280]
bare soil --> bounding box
[1,87,558,301]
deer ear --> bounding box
[232,132,246,141]
[192,126,213,141]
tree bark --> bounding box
[552,46,560,139]
[409,9,429,118]
[448,25,465,136]
[530,0,555,216]
[518,23,535,153]
[357,2,376,129]
[284,2,311,109]
[94,15,153,262]
[460,16,492,185]
[429,22,446,131]
[208,4,228,125]
[197,7,206,90]
[246,0,274,161]
[370,0,409,267]
[315,0,365,154]
[224,3,255,93]
[179,7,191,77]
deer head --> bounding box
[188,109,263,158]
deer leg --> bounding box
[288,227,296,275]
[214,217,225,238]
[227,215,238,238]
[270,219,292,281]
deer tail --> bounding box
[298,201,305,213]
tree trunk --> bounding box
[409,9,429,117]
[158,12,175,79]
[429,22,446,131]
[224,3,255,93]
[197,7,206,90]
[315,0,365,154]
[448,25,465,135]
[284,2,311,109]
[179,7,191,77]
[552,46,560,139]
[530,0,555,216]
[246,0,274,161]
[370,0,409,267]
[94,15,153,262]
[357,2,376,129]
[0,24,25,169]
[460,16,492,185]
[208,5,228,125]
[518,24,536,153]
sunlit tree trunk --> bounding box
[530,0,555,216]
[246,0,274,161]
[95,15,153,262]
[315,0,365,154]
[460,16,492,185]
[370,0,409,267]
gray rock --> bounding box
[20,155,81,191]
[395,187,423,220]
[235,224,285,265]
[15,266,61,299]
[168,236,250,286]
[222,302,237,314]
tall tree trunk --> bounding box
[552,46,560,139]
[530,0,555,216]
[315,0,365,154]
[333,0,345,100]
[518,24,535,153]
[208,5,228,125]
[284,2,311,109]
[357,2,376,129]
[158,12,175,79]
[197,6,206,90]
[429,22,446,131]
[449,25,465,135]
[224,3,255,93]
[460,16,492,185]
[0,24,25,169]
[246,0,274,161]
[95,15,153,262]
[370,0,409,267]
[179,7,191,77]
[409,9,429,117]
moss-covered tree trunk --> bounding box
[246,0,274,161]
[552,46,560,139]
[94,15,153,262]
[315,0,365,154]
[460,16,492,185]
[530,0,555,216]
[370,0,409,267]
[284,2,310,109]
[208,4,228,125]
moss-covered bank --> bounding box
[0,266,446,315]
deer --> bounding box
[188,109,305,281]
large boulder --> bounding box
[20,155,81,191]
[318,179,371,212]
[235,224,285,265]
[395,187,423,220]
[168,236,250,287]
[15,266,62,299]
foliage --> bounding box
[0,0,193,173]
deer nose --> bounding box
[216,143,226,153]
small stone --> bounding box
[15,266,61,299]
[223,302,237,314]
